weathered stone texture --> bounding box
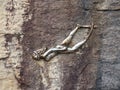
[96,0,120,10]
[1,0,119,90]
[96,0,120,90]
[22,0,99,90]
[0,0,30,90]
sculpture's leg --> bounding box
[66,40,86,52]
[61,24,80,46]
[66,23,95,53]
[61,24,96,46]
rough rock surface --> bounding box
[22,0,99,90]
[0,0,120,90]
[96,0,120,90]
[0,0,30,90]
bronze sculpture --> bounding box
[32,23,97,61]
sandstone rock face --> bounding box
[0,0,30,90]
[96,0,120,90]
[0,0,120,90]
[22,0,99,90]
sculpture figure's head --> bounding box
[32,47,47,60]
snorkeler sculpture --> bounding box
[32,23,97,61]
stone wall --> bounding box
[96,0,120,90]
[21,0,99,90]
[0,0,120,90]
[0,0,30,90]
